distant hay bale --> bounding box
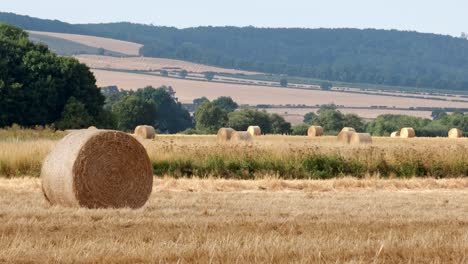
[337,131,355,143]
[217,128,235,141]
[448,128,463,138]
[88,126,97,130]
[350,133,373,144]
[390,131,400,138]
[134,125,155,139]
[341,127,356,133]
[231,131,253,141]
[247,126,261,136]
[41,129,153,209]
[400,128,416,138]
[307,126,324,137]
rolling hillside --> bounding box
[2,12,468,91]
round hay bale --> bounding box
[390,131,400,138]
[247,126,261,136]
[41,130,153,209]
[400,127,416,138]
[448,128,463,138]
[88,126,97,130]
[350,133,373,144]
[217,128,235,141]
[337,131,355,143]
[341,127,356,133]
[134,125,155,139]
[307,126,324,137]
[231,131,253,141]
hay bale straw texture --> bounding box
[400,127,416,138]
[341,127,356,133]
[134,125,155,139]
[88,126,97,130]
[217,128,236,141]
[308,126,324,137]
[231,131,253,141]
[247,126,261,136]
[390,131,400,138]
[350,133,373,144]
[337,131,356,143]
[448,128,463,138]
[41,130,153,209]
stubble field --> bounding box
[0,130,467,263]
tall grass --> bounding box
[1,132,467,178]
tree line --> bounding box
[293,105,468,137]
[2,12,468,91]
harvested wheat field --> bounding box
[28,31,143,56]
[0,177,467,263]
[77,55,257,75]
[91,69,468,109]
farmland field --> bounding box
[91,69,468,109]
[0,177,467,263]
[28,31,143,56]
[0,130,467,262]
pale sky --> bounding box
[1,0,466,36]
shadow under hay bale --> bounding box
[231,131,253,141]
[134,125,156,139]
[247,126,261,136]
[41,129,153,209]
[308,126,324,137]
[217,128,236,141]
[350,133,372,144]
[400,127,416,138]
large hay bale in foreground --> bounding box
[308,126,324,137]
[337,131,355,143]
[41,130,153,209]
[134,125,155,139]
[217,128,235,141]
[350,133,373,144]
[400,127,416,138]
[247,126,261,136]
[231,131,253,141]
[341,127,356,133]
[390,131,400,138]
[448,128,463,138]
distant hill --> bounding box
[2,12,468,91]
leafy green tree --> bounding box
[303,112,316,123]
[312,109,345,133]
[0,23,105,128]
[212,96,238,112]
[194,101,228,133]
[134,86,192,133]
[270,113,291,134]
[343,114,365,131]
[179,70,188,79]
[204,71,215,81]
[291,123,310,135]
[111,95,156,131]
[365,115,431,136]
[431,109,448,120]
[56,97,93,130]
[280,78,288,87]
[227,109,272,133]
[320,82,333,91]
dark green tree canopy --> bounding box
[194,101,228,133]
[0,23,105,128]
[212,96,238,113]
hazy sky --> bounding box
[1,0,466,36]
